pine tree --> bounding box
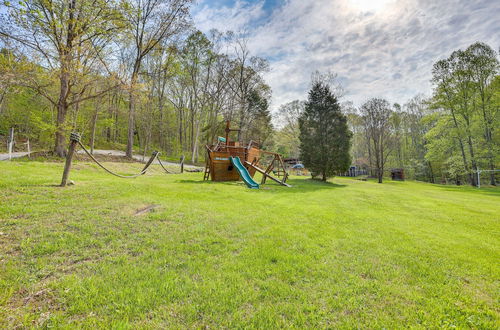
[299,82,352,181]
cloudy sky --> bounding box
[193,0,499,109]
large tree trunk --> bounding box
[126,70,139,158]
[449,108,472,185]
[466,135,478,187]
[54,67,70,157]
[55,0,76,157]
[427,161,435,183]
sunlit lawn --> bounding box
[0,161,499,328]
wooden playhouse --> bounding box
[203,122,290,187]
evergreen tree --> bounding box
[299,82,352,181]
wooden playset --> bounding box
[204,122,290,188]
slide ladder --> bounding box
[230,157,259,189]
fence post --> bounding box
[8,127,14,160]
[60,132,81,187]
[180,155,185,174]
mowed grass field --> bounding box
[0,161,499,328]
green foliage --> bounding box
[429,42,499,185]
[299,82,352,180]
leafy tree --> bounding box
[431,42,499,186]
[467,42,499,185]
[1,0,122,156]
[299,82,352,181]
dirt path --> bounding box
[0,152,30,161]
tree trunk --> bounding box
[427,161,435,184]
[126,66,140,158]
[89,109,98,154]
[489,162,496,186]
[126,89,135,158]
[55,83,69,157]
[55,0,76,157]
[158,102,165,152]
[365,132,373,177]
[449,108,471,185]
[191,119,202,163]
[464,122,478,187]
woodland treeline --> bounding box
[0,1,498,186]
[275,42,499,186]
[0,0,272,162]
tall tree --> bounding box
[299,82,352,181]
[432,58,472,184]
[467,42,499,185]
[1,0,121,156]
[360,98,393,183]
[121,0,191,158]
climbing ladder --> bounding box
[203,145,211,180]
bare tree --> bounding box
[121,0,192,158]
[225,33,269,140]
[361,98,394,183]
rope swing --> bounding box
[60,132,179,186]
[78,140,159,178]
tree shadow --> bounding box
[264,178,347,194]
[176,179,240,187]
[432,183,500,197]
[177,177,347,193]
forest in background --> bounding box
[273,42,500,186]
[0,0,273,163]
[0,1,499,185]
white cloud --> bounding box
[194,0,500,109]
[193,0,266,33]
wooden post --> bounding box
[60,132,80,187]
[8,127,14,160]
[180,155,185,173]
[26,138,30,158]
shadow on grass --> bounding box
[431,183,500,197]
[272,178,347,193]
[177,178,347,193]
[176,179,241,187]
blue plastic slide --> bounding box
[230,157,259,189]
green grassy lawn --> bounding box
[0,161,499,328]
